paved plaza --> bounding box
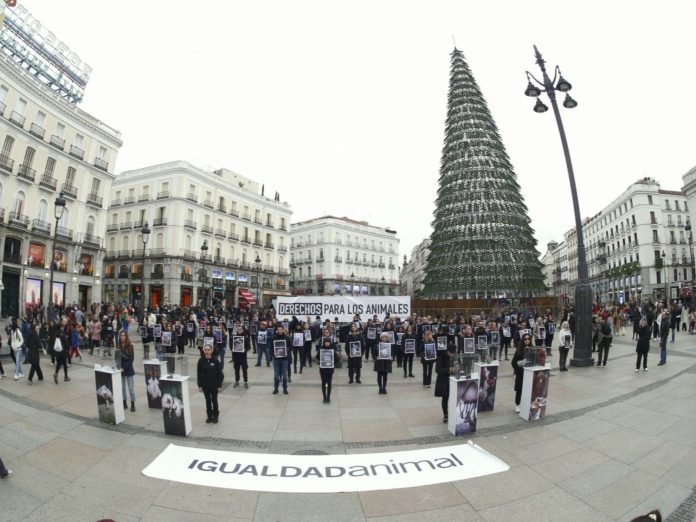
[0,332,695,521]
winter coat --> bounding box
[345,334,364,370]
[197,355,224,389]
[434,350,452,398]
[120,345,135,377]
[636,325,651,354]
[371,343,393,373]
[511,348,525,393]
[26,330,42,365]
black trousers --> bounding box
[320,368,333,400]
[422,361,434,385]
[597,340,610,365]
[377,371,388,391]
[28,363,43,381]
[403,354,414,376]
[234,359,248,382]
[55,356,68,377]
[348,366,361,382]
[559,347,569,369]
[203,387,219,418]
[292,348,301,371]
[441,396,448,417]
[636,352,647,370]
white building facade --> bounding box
[0,51,122,317]
[289,216,399,297]
[399,237,430,298]
[557,177,693,304]
[104,161,292,309]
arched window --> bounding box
[242,249,247,264]
[86,216,95,236]
[216,242,222,259]
[1,135,15,157]
[156,232,164,248]
[13,190,25,215]
[109,237,116,252]
[58,207,69,229]
[229,246,235,262]
[265,253,270,266]
[37,199,48,222]
[122,236,129,251]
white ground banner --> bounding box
[142,442,509,493]
[276,296,411,323]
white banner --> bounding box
[142,442,509,493]
[276,296,411,323]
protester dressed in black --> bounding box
[197,344,224,423]
[419,329,436,388]
[230,325,250,388]
[319,337,336,403]
[344,325,365,384]
[511,334,532,412]
[372,332,393,394]
[401,325,417,378]
[434,341,455,423]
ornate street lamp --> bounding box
[350,272,355,296]
[47,192,66,321]
[255,254,262,308]
[200,240,209,308]
[139,221,150,323]
[524,45,592,367]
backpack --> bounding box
[600,323,611,336]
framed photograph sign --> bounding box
[378,342,391,360]
[320,349,334,368]
[232,336,245,353]
[404,339,416,354]
[463,337,475,355]
[273,340,288,358]
[424,343,436,360]
[349,341,362,358]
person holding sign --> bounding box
[499,319,512,361]
[231,324,250,388]
[291,323,305,375]
[319,337,336,403]
[271,324,290,395]
[364,319,377,362]
[533,317,546,347]
[197,343,224,423]
[372,332,394,394]
[401,324,417,378]
[302,323,313,370]
[255,322,272,367]
[344,324,365,384]
[511,334,532,412]
[434,336,457,423]
[557,321,572,372]
[215,324,228,370]
[419,329,437,388]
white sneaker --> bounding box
[635,369,639,372]
[644,368,648,372]
[14,374,18,381]
[514,406,520,413]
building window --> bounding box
[648,195,653,205]
[90,178,101,195]
[1,135,14,156]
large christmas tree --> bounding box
[422,48,545,298]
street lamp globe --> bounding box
[54,192,66,220]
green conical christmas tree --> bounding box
[422,48,545,298]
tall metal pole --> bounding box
[140,221,150,323]
[48,193,66,322]
[532,46,593,366]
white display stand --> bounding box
[474,361,499,412]
[143,360,168,409]
[519,365,551,422]
[447,374,479,436]
[159,375,192,436]
[94,365,125,425]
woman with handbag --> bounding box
[118,331,137,411]
[10,318,24,380]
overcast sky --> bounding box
[18,0,696,261]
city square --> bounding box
[1,1,696,521]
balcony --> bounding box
[118,271,130,279]
[93,157,109,171]
[29,123,45,139]
[278,245,287,252]
[388,264,396,270]
[106,223,119,232]
[9,111,25,127]
[0,101,4,116]
[241,236,251,244]
[182,249,197,260]
[228,232,239,241]
[264,241,274,249]
[279,224,288,232]
[138,194,150,202]
[230,209,240,217]
[186,193,198,203]
[0,154,14,173]
[184,219,197,230]
[62,183,78,199]
[69,145,84,160]
[334,256,342,263]
[378,262,385,268]
[201,224,213,234]
[214,228,226,238]
[123,196,136,205]
[7,211,29,228]
[39,174,57,190]
[81,233,101,247]
[241,213,251,221]
[150,271,164,279]
[203,199,214,209]
[87,192,103,208]
[254,216,263,225]
[217,203,226,212]
[276,284,286,290]
[181,273,192,282]
[119,221,132,230]
[153,218,167,227]
[157,191,170,199]
[49,135,65,150]
[265,221,274,229]
[214,255,225,264]
[133,219,145,229]
[253,239,264,247]
[55,226,73,240]
[31,219,51,236]
[17,164,36,182]
[148,248,167,257]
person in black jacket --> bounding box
[658,311,670,366]
[372,332,393,394]
[197,343,224,423]
[319,337,336,403]
[401,324,417,378]
[230,324,250,388]
[511,334,531,413]
[118,331,137,412]
[434,340,455,423]
[26,324,43,384]
[345,324,364,384]
[635,319,651,372]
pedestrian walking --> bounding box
[658,311,670,366]
[25,324,44,384]
[51,325,70,383]
[9,318,24,380]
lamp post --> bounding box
[47,192,66,322]
[289,262,296,295]
[524,46,592,367]
[255,254,261,308]
[200,240,209,308]
[381,276,386,296]
[662,251,669,303]
[350,272,355,296]
[139,221,150,323]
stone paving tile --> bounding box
[367,504,482,521]
[342,419,412,443]
[274,429,345,441]
[23,436,109,482]
[507,434,583,466]
[140,505,246,521]
[60,422,132,450]
[5,418,62,444]
[340,405,399,420]
[546,414,617,443]
[659,418,696,447]
[359,482,469,517]
[0,481,44,522]
[584,469,664,519]
[588,426,665,465]
[661,448,696,489]
[558,458,634,499]
[530,447,609,483]
[451,464,554,510]
[408,425,449,438]
[153,480,259,519]
[254,492,366,521]
[477,485,612,522]
[610,408,680,436]
[21,491,140,522]
[396,407,445,428]
[633,440,694,478]
[624,482,693,521]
